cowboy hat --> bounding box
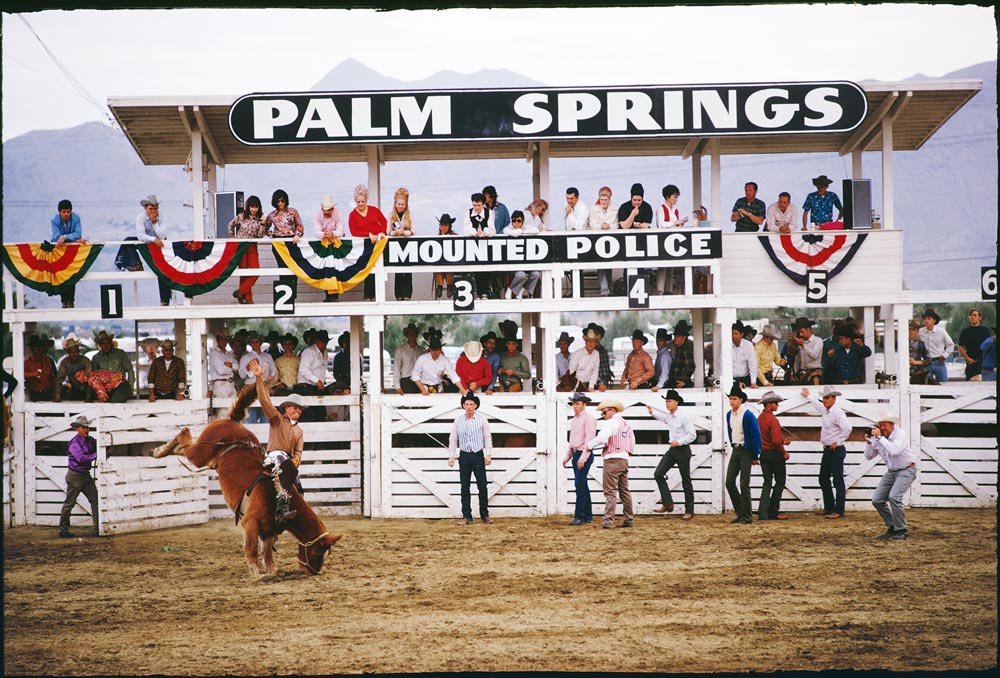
[337,331,350,349]
[160,339,176,350]
[265,329,282,343]
[727,383,747,402]
[402,322,420,337]
[423,326,443,342]
[278,393,305,412]
[819,385,842,398]
[655,328,672,341]
[907,319,921,331]
[70,415,95,430]
[811,175,834,187]
[582,328,601,341]
[313,329,331,344]
[479,331,498,345]
[834,325,857,340]
[673,319,693,336]
[280,333,299,348]
[662,389,684,405]
[437,213,457,225]
[428,336,443,350]
[555,331,572,347]
[463,341,483,362]
[921,308,941,324]
[96,330,115,343]
[461,392,480,408]
[595,399,625,413]
[792,316,815,330]
[62,335,81,350]
[585,322,606,338]
[320,195,336,210]
[762,324,782,340]
[876,410,900,425]
[498,319,518,340]
[215,326,231,337]
[246,331,262,342]
[140,194,160,207]
[759,391,784,405]
[630,329,649,345]
[568,392,592,404]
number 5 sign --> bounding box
[806,270,828,304]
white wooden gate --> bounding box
[909,385,997,507]
[377,394,547,518]
[555,391,725,517]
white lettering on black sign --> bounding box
[230,83,867,145]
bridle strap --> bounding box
[297,531,331,574]
[298,531,329,549]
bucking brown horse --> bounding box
[153,385,342,577]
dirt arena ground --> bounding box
[3,508,996,675]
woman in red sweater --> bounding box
[348,184,388,301]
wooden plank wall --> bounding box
[380,394,546,518]
[3,448,12,527]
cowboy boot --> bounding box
[271,473,297,525]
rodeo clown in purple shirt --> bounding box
[59,415,100,538]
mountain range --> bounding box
[3,58,996,307]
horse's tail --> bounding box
[229,383,259,422]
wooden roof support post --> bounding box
[895,303,913,388]
[190,126,205,240]
[881,117,894,230]
[709,139,722,228]
[361,314,382,518]
[366,145,382,207]
[204,164,217,239]
[691,152,703,218]
[692,308,705,388]
[716,307,736,391]
[532,141,550,204]
[880,304,897,385]
[851,149,863,179]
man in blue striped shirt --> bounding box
[448,393,494,525]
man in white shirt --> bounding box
[791,317,824,384]
[864,412,919,540]
[555,331,573,380]
[647,389,697,519]
[918,308,955,383]
[765,192,799,233]
[732,322,758,389]
[650,328,674,392]
[135,194,172,305]
[297,329,333,396]
[208,327,236,419]
[567,331,603,391]
[411,336,467,396]
[394,322,426,394]
[802,385,852,519]
[238,332,278,424]
[563,187,590,231]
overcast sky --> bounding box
[1,5,997,141]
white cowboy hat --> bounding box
[62,334,81,350]
[463,340,483,363]
[70,415,94,430]
[759,391,784,405]
[820,385,842,398]
[279,394,305,411]
[321,195,336,210]
[595,399,624,413]
[762,324,782,340]
[876,411,900,425]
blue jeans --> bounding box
[571,450,594,522]
[983,368,997,381]
[819,446,847,514]
[872,466,916,532]
[927,359,948,383]
[246,407,267,424]
[459,450,489,520]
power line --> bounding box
[16,14,119,131]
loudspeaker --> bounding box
[841,179,871,230]
[214,191,244,238]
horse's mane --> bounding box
[229,383,259,422]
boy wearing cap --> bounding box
[757,391,792,520]
[864,412,918,540]
[620,330,655,390]
[801,175,843,230]
[802,386,851,519]
[647,389,697,519]
[563,393,597,525]
[147,340,186,402]
[586,399,635,529]
[725,384,761,524]
[448,393,494,524]
[249,359,304,526]
[59,416,100,538]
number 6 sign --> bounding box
[982,267,997,301]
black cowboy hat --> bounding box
[727,383,747,402]
[314,329,331,343]
[437,213,457,225]
[480,331,499,345]
[428,336,443,350]
[662,389,684,405]
[584,322,605,338]
[655,328,672,341]
[498,319,518,340]
[834,325,857,340]
[568,392,592,404]
[402,322,420,337]
[423,326,443,342]
[792,316,815,330]
[337,331,350,349]
[280,333,299,348]
[461,392,480,408]
[811,174,834,187]
[630,329,648,345]
[673,319,693,336]
[555,331,573,347]
[921,308,941,324]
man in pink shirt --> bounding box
[587,399,635,529]
[562,393,597,525]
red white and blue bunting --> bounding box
[271,237,387,293]
[758,232,868,285]
[138,240,250,297]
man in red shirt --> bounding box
[24,335,56,401]
[757,391,791,520]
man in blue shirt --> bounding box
[50,199,89,308]
[801,174,843,229]
[730,181,766,232]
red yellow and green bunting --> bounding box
[1,242,104,295]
